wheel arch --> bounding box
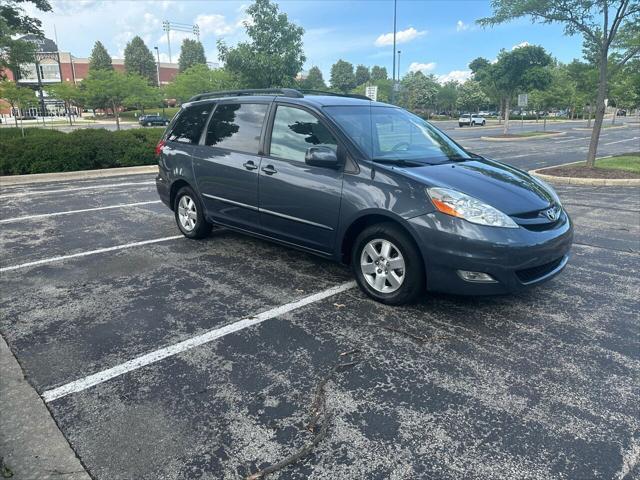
[339,212,424,267]
[169,178,193,211]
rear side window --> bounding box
[269,106,337,162]
[167,103,212,144]
[205,103,268,154]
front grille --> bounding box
[512,205,563,231]
[516,257,564,283]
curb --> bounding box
[0,165,158,186]
[573,124,628,131]
[0,335,91,480]
[529,160,640,186]
[481,131,567,142]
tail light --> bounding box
[155,139,166,156]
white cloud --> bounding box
[195,14,236,36]
[375,27,426,47]
[408,62,436,73]
[436,70,472,84]
[456,20,468,32]
[512,41,530,50]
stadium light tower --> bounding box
[162,20,200,63]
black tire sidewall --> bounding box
[352,223,425,305]
[173,186,211,239]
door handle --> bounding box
[261,165,277,175]
[243,161,258,170]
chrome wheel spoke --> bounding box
[387,271,402,288]
[361,262,376,274]
[364,243,378,261]
[380,240,392,259]
[388,258,404,270]
[374,274,386,291]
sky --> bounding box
[27,0,585,84]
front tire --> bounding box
[459,123,464,127]
[174,186,212,239]
[352,223,424,305]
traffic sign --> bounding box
[365,85,378,101]
[518,93,528,107]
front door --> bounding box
[258,104,343,254]
[192,102,269,231]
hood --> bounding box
[394,158,554,215]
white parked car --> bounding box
[458,113,486,127]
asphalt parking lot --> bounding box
[1,126,639,479]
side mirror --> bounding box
[305,146,340,168]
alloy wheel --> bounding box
[178,195,197,232]
[360,238,406,293]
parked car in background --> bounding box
[139,115,170,126]
[155,88,572,305]
[458,113,486,127]
[617,109,627,116]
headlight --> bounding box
[532,177,562,207]
[427,187,519,228]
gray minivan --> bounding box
[156,89,572,305]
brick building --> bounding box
[1,35,179,117]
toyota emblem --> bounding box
[545,207,558,221]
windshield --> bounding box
[324,105,471,164]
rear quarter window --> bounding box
[167,103,213,144]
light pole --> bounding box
[154,46,165,117]
[391,0,397,103]
[397,50,402,81]
[154,46,161,87]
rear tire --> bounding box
[459,123,464,127]
[352,222,424,305]
[174,186,212,239]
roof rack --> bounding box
[187,88,373,103]
[188,88,303,102]
[299,89,372,101]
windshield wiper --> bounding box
[371,158,425,167]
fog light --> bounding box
[457,270,497,283]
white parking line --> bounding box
[0,235,183,273]
[0,201,162,224]
[42,280,357,402]
[0,181,155,199]
[602,137,639,146]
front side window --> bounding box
[325,105,470,165]
[269,106,337,162]
[167,104,212,144]
[205,103,268,154]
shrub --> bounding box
[0,127,164,175]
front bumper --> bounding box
[407,210,573,295]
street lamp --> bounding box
[154,46,165,117]
[154,46,161,87]
[397,50,402,81]
[391,0,397,103]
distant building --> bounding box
[1,36,179,117]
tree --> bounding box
[456,79,489,113]
[1,0,52,78]
[484,45,553,133]
[479,0,640,165]
[0,80,37,131]
[300,66,326,90]
[436,80,459,115]
[124,36,156,84]
[217,0,305,88]
[44,82,82,125]
[330,59,356,92]
[178,39,207,72]
[399,71,439,114]
[164,64,241,103]
[123,74,161,114]
[89,41,113,71]
[81,70,135,130]
[371,65,388,81]
[355,64,370,85]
